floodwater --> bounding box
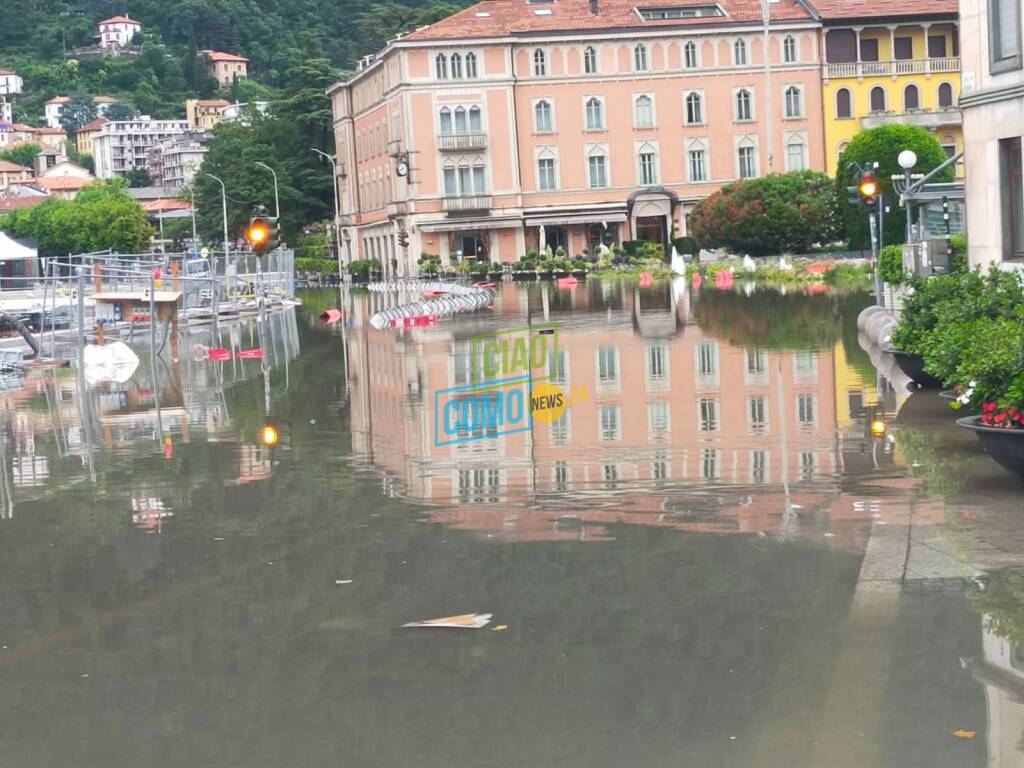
[0,280,1021,768]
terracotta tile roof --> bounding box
[402,0,815,41]
[203,50,250,62]
[78,117,110,133]
[811,0,956,19]
[33,127,67,135]
[0,160,30,173]
[37,176,93,191]
[99,15,141,25]
[0,197,46,212]
[0,70,17,76]
[196,99,231,107]
[93,95,116,103]
[45,96,70,104]
[143,198,193,212]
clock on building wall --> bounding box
[396,152,410,178]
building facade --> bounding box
[0,160,33,187]
[817,0,962,176]
[96,16,142,49]
[43,95,116,129]
[147,131,208,188]
[0,70,23,96]
[960,0,1024,265]
[186,98,231,130]
[329,0,827,275]
[202,51,250,87]
[75,117,109,156]
[92,119,190,180]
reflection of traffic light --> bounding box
[398,228,410,249]
[260,423,280,448]
[246,208,279,254]
[865,405,886,439]
[859,170,878,206]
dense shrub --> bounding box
[671,236,697,256]
[689,170,841,256]
[879,244,906,285]
[348,258,382,277]
[295,257,337,274]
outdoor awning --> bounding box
[524,211,627,227]
[416,216,522,233]
[0,232,38,261]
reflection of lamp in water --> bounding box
[260,423,279,448]
[871,418,886,437]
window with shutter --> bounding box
[990,0,1023,72]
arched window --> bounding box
[684,41,698,68]
[903,83,920,110]
[584,46,597,74]
[635,94,653,128]
[637,142,657,185]
[468,105,482,132]
[737,138,757,178]
[735,89,752,120]
[465,52,478,78]
[634,44,648,71]
[938,82,954,107]
[870,85,886,112]
[786,136,806,171]
[733,39,747,65]
[835,88,852,118]
[784,85,802,117]
[783,35,797,63]
[439,106,452,134]
[533,48,546,76]
[685,92,703,124]
[687,140,707,182]
[454,106,467,133]
[587,146,608,188]
[534,99,553,132]
[435,53,448,79]
[451,53,463,79]
[585,97,604,130]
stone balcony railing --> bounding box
[824,56,960,80]
[861,107,963,129]
[438,132,488,151]
[443,194,491,213]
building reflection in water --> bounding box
[343,279,904,546]
[0,307,301,521]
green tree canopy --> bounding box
[689,171,841,256]
[0,143,41,170]
[834,124,954,250]
[59,88,97,137]
[0,179,152,257]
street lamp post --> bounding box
[203,173,230,259]
[311,148,343,272]
[254,161,280,219]
[761,0,774,173]
[897,149,918,243]
[183,184,198,249]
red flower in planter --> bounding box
[982,401,998,414]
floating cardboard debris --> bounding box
[402,613,492,629]
[952,730,976,739]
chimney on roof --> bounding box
[589,0,598,13]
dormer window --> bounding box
[637,4,724,19]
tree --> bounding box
[0,180,152,257]
[0,143,41,170]
[59,89,97,137]
[124,168,152,188]
[689,171,841,256]
[103,102,137,121]
[835,124,954,250]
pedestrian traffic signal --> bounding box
[246,210,279,254]
[398,228,410,249]
[859,171,878,205]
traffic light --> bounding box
[245,209,279,254]
[398,228,410,249]
[859,170,878,206]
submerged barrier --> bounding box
[368,281,495,330]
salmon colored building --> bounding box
[328,0,827,276]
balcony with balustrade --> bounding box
[861,106,962,129]
[437,132,488,152]
[443,194,491,214]
[825,57,960,81]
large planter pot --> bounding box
[958,416,1024,481]
[883,346,944,389]
[350,273,369,284]
[512,271,536,281]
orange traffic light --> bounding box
[260,423,279,448]
[247,220,269,246]
[859,171,878,203]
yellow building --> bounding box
[816,0,962,177]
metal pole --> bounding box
[77,267,86,357]
[255,162,280,219]
[943,195,953,266]
[761,0,774,173]
[150,274,163,446]
[869,210,882,307]
[189,185,198,248]
[312,149,342,272]
[904,169,913,243]
[204,173,230,260]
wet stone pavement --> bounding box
[0,281,1019,767]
